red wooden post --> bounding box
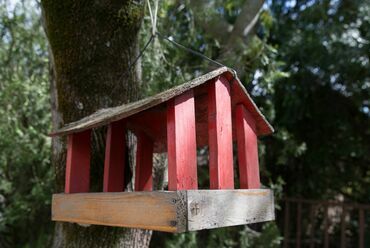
[65,130,91,193]
[167,89,198,190]
[135,132,153,191]
[235,104,260,189]
[103,120,126,192]
[208,76,234,189]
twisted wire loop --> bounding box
[113,0,238,95]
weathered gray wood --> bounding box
[50,67,274,137]
[175,191,188,232]
[186,189,275,231]
[52,189,275,232]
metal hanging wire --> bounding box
[155,32,226,68]
[113,0,235,96]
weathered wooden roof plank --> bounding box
[50,67,274,137]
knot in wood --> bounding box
[190,201,200,216]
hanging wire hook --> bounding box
[146,0,159,36]
[146,0,154,27]
[153,0,159,34]
[156,32,226,68]
[111,0,237,96]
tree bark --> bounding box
[41,0,152,247]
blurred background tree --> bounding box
[0,0,52,247]
[267,0,370,202]
[0,0,369,247]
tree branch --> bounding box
[188,0,231,41]
[227,0,264,45]
[187,0,265,76]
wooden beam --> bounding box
[296,202,302,248]
[186,189,275,231]
[65,130,91,193]
[208,76,234,189]
[135,132,153,191]
[283,201,290,248]
[235,104,260,189]
[309,204,317,248]
[103,120,126,192]
[359,209,365,248]
[52,189,275,233]
[52,191,186,232]
[167,90,198,190]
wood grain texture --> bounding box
[235,104,260,189]
[208,76,234,189]
[52,191,186,233]
[135,132,153,191]
[65,130,91,193]
[52,189,274,232]
[186,189,275,231]
[167,90,198,190]
[50,67,273,137]
[103,120,126,192]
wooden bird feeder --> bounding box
[51,67,275,232]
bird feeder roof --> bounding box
[50,67,274,138]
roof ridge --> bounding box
[50,67,273,136]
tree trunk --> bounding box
[41,1,152,247]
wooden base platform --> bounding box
[52,189,275,233]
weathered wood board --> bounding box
[52,189,274,232]
[186,189,274,231]
[52,191,186,232]
[50,67,274,138]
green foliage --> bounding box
[267,0,370,201]
[164,232,198,248]
[240,223,282,248]
[1,0,369,247]
[153,223,282,248]
[0,0,53,247]
[141,0,229,95]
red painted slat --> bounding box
[235,104,260,189]
[167,89,198,190]
[208,76,234,189]
[65,130,91,193]
[103,120,126,192]
[135,132,153,191]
